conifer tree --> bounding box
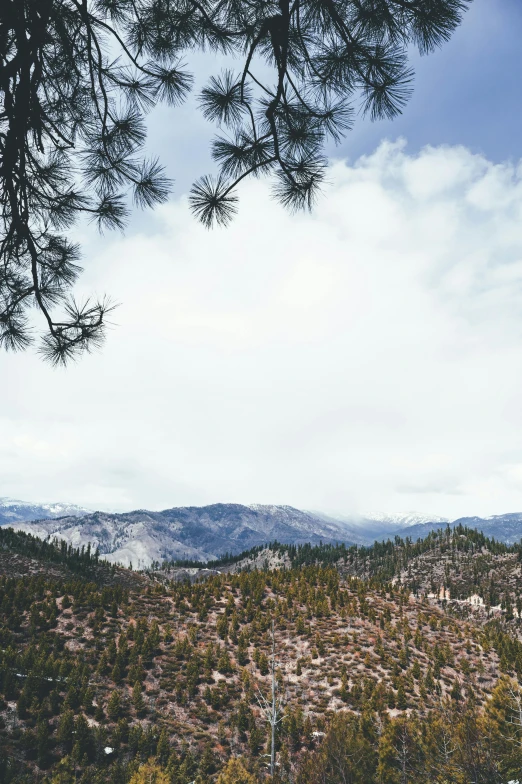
[106,688,122,721]
[216,758,256,784]
[156,727,170,765]
[133,680,146,715]
[1,0,470,362]
[129,760,170,784]
[56,708,75,751]
[50,755,76,784]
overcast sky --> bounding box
[4,0,522,520]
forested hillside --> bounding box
[1,527,522,783]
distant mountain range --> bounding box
[0,497,89,525]
[0,503,355,569]
[394,513,522,546]
[311,511,451,541]
[2,497,522,568]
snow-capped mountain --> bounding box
[310,510,450,541]
[0,497,89,525]
[358,511,450,529]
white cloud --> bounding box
[3,139,522,519]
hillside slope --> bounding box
[1,528,520,784]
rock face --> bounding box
[2,503,357,569]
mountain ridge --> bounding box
[4,498,522,568]
[0,503,357,568]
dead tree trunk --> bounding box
[256,620,284,777]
